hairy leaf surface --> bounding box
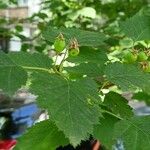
[43,26,107,46]
[0,53,27,95]
[105,63,150,93]
[30,72,101,146]
[120,14,150,41]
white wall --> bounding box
[9,0,41,51]
[9,27,30,51]
[28,0,41,17]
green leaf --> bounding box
[105,63,150,93]
[37,12,48,19]
[15,25,23,32]
[120,14,150,41]
[93,114,119,149]
[8,52,53,70]
[15,120,69,150]
[67,47,107,64]
[104,92,133,119]
[0,53,27,95]
[113,116,150,150]
[119,38,134,48]
[65,62,105,77]
[143,84,150,95]
[30,72,101,146]
[21,43,31,52]
[0,2,7,9]
[132,92,150,105]
[0,52,53,95]
[42,26,107,47]
[78,7,96,19]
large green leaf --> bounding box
[93,114,119,149]
[67,47,107,64]
[105,63,150,93]
[65,62,105,77]
[104,92,133,119]
[15,120,69,150]
[120,14,150,41]
[113,116,150,150]
[8,52,53,70]
[0,52,53,95]
[30,72,101,146]
[0,53,27,95]
[42,26,107,47]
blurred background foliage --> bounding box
[0,0,150,53]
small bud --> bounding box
[69,38,80,57]
[54,33,66,53]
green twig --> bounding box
[58,48,68,71]
[22,66,51,73]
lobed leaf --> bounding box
[30,72,101,146]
